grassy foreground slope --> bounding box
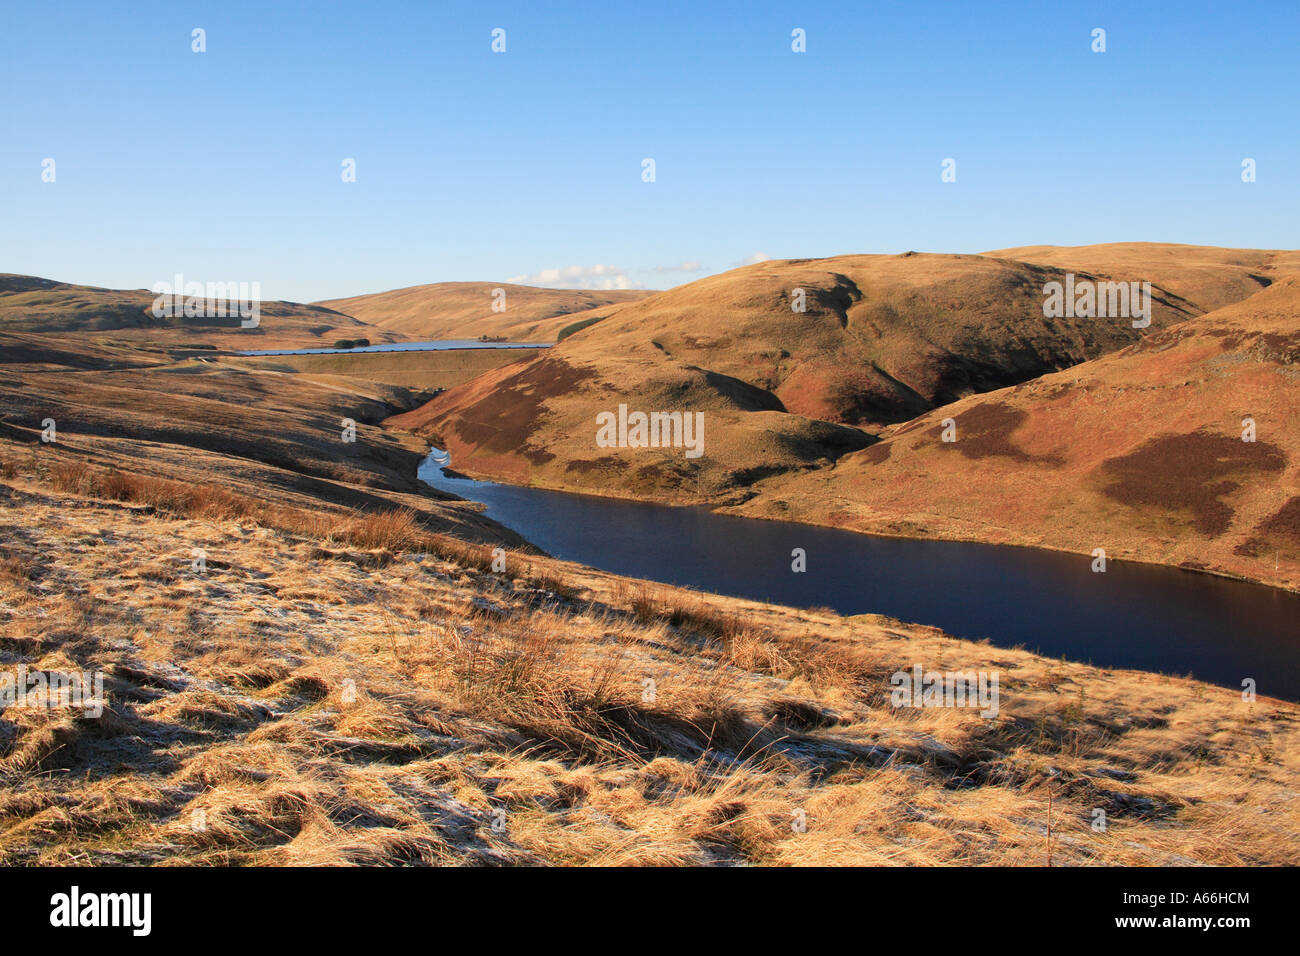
[387,246,1263,501]
[1,475,1296,865]
[735,276,1300,591]
[317,282,649,342]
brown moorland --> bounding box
[0,331,524,546]
[0,273,395,352]
[733,275,1300,591]
[387,245,1276,504]
[316,281,650,342]
[988,242,1300,313]
[224,346,549,392]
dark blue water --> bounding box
[240,340,551,356]
[419,452,1300,701]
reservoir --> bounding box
[420,451,1300,701]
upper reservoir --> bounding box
[419,452,1300,701]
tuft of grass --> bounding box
[38,457,508,568]
[48,459,255,521]
[336,508,421,551]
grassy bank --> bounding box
[1,467,1296,865]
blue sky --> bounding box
[2,0,1297,302]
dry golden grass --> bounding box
[0,331,533,557]
[225,346,547,391]
[2,466,1297,866]
[36,456,503,568]
[987,242,1300,313]
[316,282,648,342]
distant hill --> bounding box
[986,242,1300,312]
[316,281,651,341]
[549,251,1214,426]
[389,245,1267,500]
[0,273,392,350]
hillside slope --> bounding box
[388,247,1253,500]
[988,243,1300,313]
[0,331,519,544]
[316,282,650,342]
[0,274,393,350]
[734,276,1300,590]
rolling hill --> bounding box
[316,282,651,342]
[388,246,1266,501]
[732,274,1300,590]
[987,242,1300,313]
[0,273,395,350]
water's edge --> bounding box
[423,453,1295,595]
[417,448,1300,701]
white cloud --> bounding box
[506,263,643,290]
[737,251,770,266]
